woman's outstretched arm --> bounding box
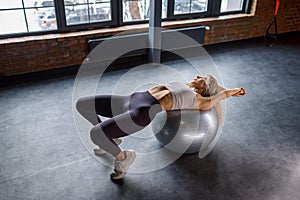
[195,88,246,110]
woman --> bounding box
[76,75,246,179]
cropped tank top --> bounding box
[164,82,196,109]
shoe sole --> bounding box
[110,151,136,180]
[94,149,106,156]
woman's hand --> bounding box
[233,87,246,97]
[225,88,246,98]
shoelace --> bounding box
[114,150,130,172]
[114,154,128,172]
[114,161,123,171]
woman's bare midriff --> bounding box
[148,85,173,110]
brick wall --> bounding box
[0,0,299,76]
[202,0,300,44]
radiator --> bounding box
[87,26,207,62]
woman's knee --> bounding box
[76,98,84,112]
[90,126,103,145]
[90,125,114,146]
[76,97,92,113]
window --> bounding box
[220,0,244,13]
[64,0,112,26]
[122,0,167,23]
[0,0,251,38]
[174,0,208,15]
[0,0,57,35]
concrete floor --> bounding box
[0,32,299,200]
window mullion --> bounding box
[55,0,67,32]
[210,0,221,17]
[21,0,29,33]
[166,0,174,20]
[115,0,122,26]
[244,0,253,13]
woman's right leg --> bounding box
[76,95,130,156]
[89,110,141,157]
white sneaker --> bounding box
[94,138,122,156]
[93,148,106,155]
[110,150,136,179]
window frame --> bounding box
[0,0,58,38]
[0,0,252,39]
[218,0,252,16]
[168,0,212,20]
[57,0,118,32]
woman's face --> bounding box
[192,75,207,90]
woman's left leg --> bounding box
[89,92,162,179]
[76,94,130,125]
[90,95,162,157]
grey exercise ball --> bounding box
[151,109,219,154]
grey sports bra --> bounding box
[164,82,196,109]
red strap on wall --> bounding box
[274,0,280,16]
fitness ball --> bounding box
[151,109,219,154]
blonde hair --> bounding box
[201,75,223,97]
[202,75,224,123]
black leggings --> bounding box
[76,91,162,157]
